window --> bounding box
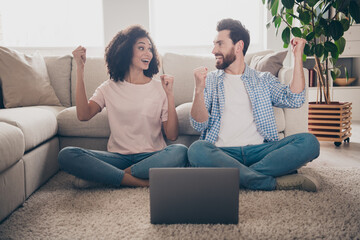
[150,0,266,54]
[0,0,104,47]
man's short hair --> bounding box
[216,18,250,56]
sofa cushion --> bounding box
[273,107,285,133]
[57,106,110,137]
[71,58,109,106]
[0,106,61,151]
[249,50,288,77]
[0,86,4,109]
[0,122,25,172]
[162,53,216,106]
[0,47,61,108]
[244,50,274,65]
[44,55,72,107]
[176,102,200,136]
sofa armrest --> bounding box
[278,67,309,136]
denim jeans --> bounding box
[58,144,188,187]
[188,133,320,191]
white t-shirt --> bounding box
[215,73,264,147]
[90,79,168,154]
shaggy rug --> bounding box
[0,167,359,240]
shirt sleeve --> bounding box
[161,95,168,122]
[267,73,306,108]
[89,83,106,110]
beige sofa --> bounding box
[0,50,309,222]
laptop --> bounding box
[149,168,239,224]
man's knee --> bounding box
[304,133,320,158]
[296,133,320,159]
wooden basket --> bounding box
[308,102,352,146]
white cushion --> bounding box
[71,58,109,106]
[176,102,200,136]
[0,122,25,172]
[44,56,72,107]
[162,53,216,106]
[57,106,110,137]
[0,47,61,108]
[0,106,62,151]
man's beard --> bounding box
[215,48,236,70]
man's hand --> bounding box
[193,67,208,94]
[291,38,306,59]
[160,74,174,96]
[72,46,87,69]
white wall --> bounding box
[102,0,150,46]
[102,1,282,56]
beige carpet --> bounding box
[0,167,360,240]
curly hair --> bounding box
[105,25,160,82]
[217,18,250,56]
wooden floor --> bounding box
[307,120,360,168]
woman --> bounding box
[58,25,188,188]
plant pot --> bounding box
[308,102,352,146]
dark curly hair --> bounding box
[105,25,160,82]
[217,18,250,56]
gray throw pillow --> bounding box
[249,50,288,76]
[0,47,61,108]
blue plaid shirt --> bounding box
[190,64,305,144]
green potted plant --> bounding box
[262,0,360,104]
[263,0,359,146]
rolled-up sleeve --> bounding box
[268,73,306,108]
[190,115,209,132]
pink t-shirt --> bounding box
[90,79,168,154]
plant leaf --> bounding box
[302,54,307,62]
[324,41,338,53]
[304,43,312,56]
[319,17,327,27]
[340,19,350,31]
[315,44,324,57]
[331,71,337,81]
[310,45,316,55]
[291,27,302,37]
[307,0,319,7]
[275,16,282,28]
[349,0,360,23]
[331,50,339,60]
[282,0,295,9]
[335,37,346,54]
[306,32,315,41]
[314,24,323,37]
[299,11,311,24]
[271,0,280,16]
[282,27,291,44]
[286,9,294,25]
[329,20,344,40]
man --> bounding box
[188,18,320,192]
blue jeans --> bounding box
[188,133,320,191]
[58,144,188,187]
